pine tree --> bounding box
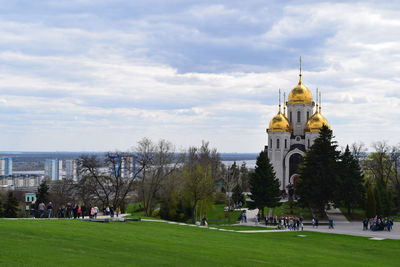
[36,181,49,206]
[337,145,365,215]
[0,195,4,217]
[232,184,245,206]
[297,125,340,216]
[366,184,376,218]
[249,151,281,217]
[4,191,19,218]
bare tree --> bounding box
[351,141,368,162]
[135,138,178,216]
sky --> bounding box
[0,0,399,152]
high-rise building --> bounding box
[44,159,62,181]
[65,159,78,181]
[0,158,13,176]
[121,156,135,178]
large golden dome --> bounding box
[267,111,291,133]
[305,110,330,132]
[287,79,313,105]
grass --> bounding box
[206,204,242,224]
[0,219,399,266]
[269,202,314,219]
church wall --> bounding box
[267,131,291,190]
[287,104,314,136]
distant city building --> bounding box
[0,174,44,191]
[65,159,78,181]
[0,157,13,176]
[121,156,135,178]
[44,159,62,180]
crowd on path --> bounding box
[31,201,121,219]
[363,216,394,232]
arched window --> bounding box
[307,111,310,120]
[289,112,292,122]
[308,139,310,148]
[285,139,287,149]
[270,139,272,148]
[277,139,280,149]
[297,111,301,122]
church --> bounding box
[266,64,330,192]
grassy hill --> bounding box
[0,219,399,266]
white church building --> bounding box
[266,68,330,191]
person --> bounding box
[77,205,82,218]
[73,205,78,219]
[47,202,53,218]
[38,202,46,218]
[94,206,99,219]
[328,217,334,229]
[81,205,86,219]
[362,219,369,230]
[315,218,319,228]
[105,206,110,216]
[115,207,121,218]
[201,217,208,227]
[243,210,247,223]
[90,207,95,219]
[312,218,316,228]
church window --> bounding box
[289,112,292,122]
[277,139,280,149]
[297,111,301,122]
[285,139,287,149]
[307,111,310,120]
[270,139,272,148]
[308,139,310,148]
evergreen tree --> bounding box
[249,151,281,217]
[36,181,49,206]
[297,125,340,216]
[0,194,4,217]
[366,184,376,218]
[232,184,245,206]
[3,191,19,218]
[337,145,365,215]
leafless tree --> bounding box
[135,138,179,216]
[351,141,368,162]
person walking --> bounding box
[38,202,46,218]
[115,207,121,218]
[93,206,99,219]
[328,217,334,229]
[47,202,53,218]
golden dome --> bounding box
[267,111,291,133]
[305,110,330,132]
[287,79,313,105]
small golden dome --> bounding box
[288,79,313,105]
[305,110,330,132]
[267,111,291,133]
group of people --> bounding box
[31,201,121,219]
[363,216,394,232]
[276,216,304,230]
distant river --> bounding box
[222,160,256,169]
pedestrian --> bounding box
[90,207,95,218]
[94,206,99,219]
[312,218,316,228]
[30,201,36,218]
[38,202,46,218]
[115,207,121,218]
[46,202,53,218]
[81,205,86,219]
[77,205,82,218]
[328,217,334,229]
[243,210,247,223]
[315,218,319,228]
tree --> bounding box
[232,184,245,207]
[365,184,376,218]
[239,162,250,191]
[36,180,49,205]
[249,151,281,217]
[221,161,239,207]
[297,125,340,216]
[4,191,19,218]
[136,138,178,216]
[0,194,4,217]
[337,145,365,215]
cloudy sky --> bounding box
[0,0,398,152]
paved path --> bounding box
[326,207,350,223]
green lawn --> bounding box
[206,204,242,224]
[269,202,314,219]
[0,219,399,266]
